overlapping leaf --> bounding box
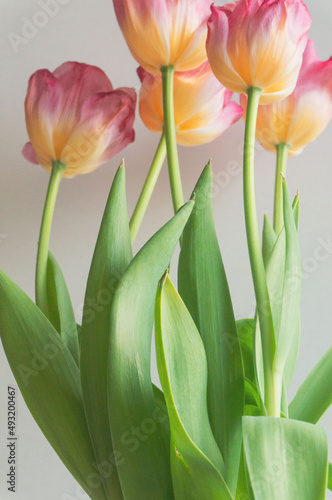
[178,163,244,494]
[46,251,79,364]
[155,274,233,500]
[108,200,194,500]
[289,347,332,424]
[80,165,132,499]
[0,271,107,500]
[243,417,328,500]
[255,184,301,410]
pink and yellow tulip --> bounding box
[23,62,136,177]
[112,0,212,74]
[241,40,332,155]
[138,62,243,146]
[206,0,312,104]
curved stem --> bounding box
[273,143,290,235]
[161,65,184,214]
[244,87,278,417]
[130,133,167,243]
[36,161,65,315]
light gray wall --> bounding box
[0,0,331,498]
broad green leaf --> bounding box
[152,384,170,447]
[262,213,277,267]
[254,226,286,402]
[243,417,328,500]
[46,252,79,364]
[80,165,132,500]
[283,192,300,388]
[244,379,266,416]
[255,183,301,408]
[178,163,244,494]
[237,319,255,383]
[108,200,194,500]
[273,181,301,380]
[328,463,332,491]
[289,347,332,424]
[0,271,107,500]
[236,449,252,500]
[155,274,233,500]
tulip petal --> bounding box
[207,6,247,94]
[288,89,332,153]
[178,101,243,146]
[52,63,115,159]
[60,88,136,176]
[207,0,311,104]
[53,62,114,100]
[25,69,65,168]
[22,142,39,165]
[300,38,319,67]
[113,0,211,73]
[139,62,242,146]
[253,38,332,154]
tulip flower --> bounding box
[206,0,312,105]
[112,0,212,74]
[23,62,136,317]
[240,39,332,235]
[113,0,212,213]
[23,61,136,178]
[138,62,243,146]
[206,0,310,416]
[241,40,332,156]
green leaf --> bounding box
[236,449,252,500]
[237,319,255,383]
[178,163,244,494]
[152,384,171,446]
[276,192,300,390]
[328,463,332,491]
[80,165,132,500]
[243,417,328,500]
[244,378,266,416]
[0,271,107,500]
[76,323,82,345]
[155,274,233,500]
[255,182,301,409]
[156,275,226,473]
[262,213,277,267]
[289,347,332,424]
[292,191,300,231]
[108,200,194,500]
[273,181,301,375]
[46,252,79,364]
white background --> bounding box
[0,0,331,498]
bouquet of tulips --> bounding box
[1,0,332,499]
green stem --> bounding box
[35,160,65,315]
[130,133,167,243]
[244,87,278,417]
[273,143,290,235]
[161,65,184,214]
